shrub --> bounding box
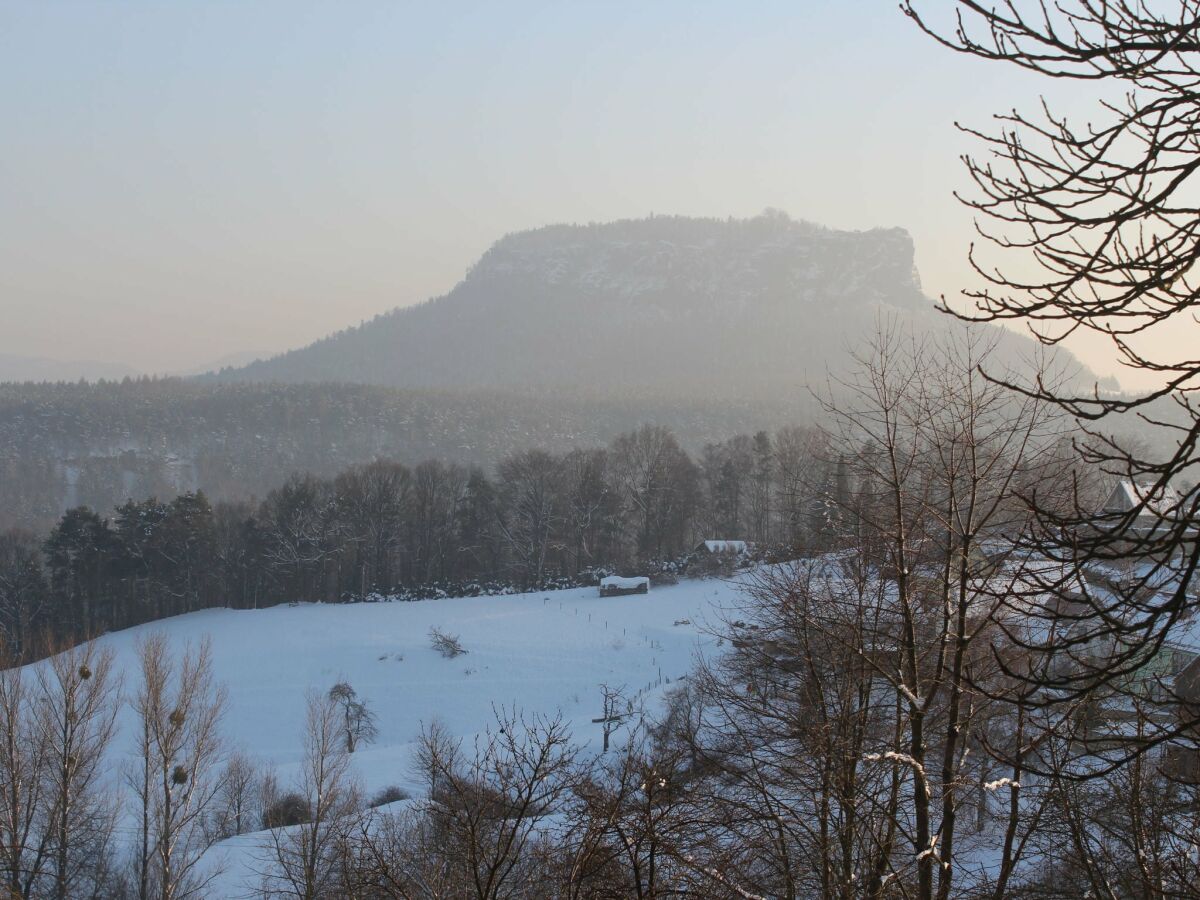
[262,792,312,829]
[429,627,466,658]
[368,785,411,808]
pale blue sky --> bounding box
[0,1,1131,379]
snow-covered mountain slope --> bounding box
[65,578,743,896]
[217,212,1066,398]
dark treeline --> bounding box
[0,423,838,662]
[0,377,813,533]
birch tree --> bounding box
[130,633,227,900]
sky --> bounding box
[0,0,1158,385]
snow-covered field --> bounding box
[83,577,744,896]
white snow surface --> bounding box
[53,578,739,897]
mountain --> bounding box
[218,212,1018,397]
[173,350,270,377]
[0,213,1091,531]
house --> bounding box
[1166,616,1200,782]
[599,576,650,597]
[1099,479,1183,533]
[689,539,750,575]
[693,540,748,556]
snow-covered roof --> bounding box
[600,576,650,589]
[1102,479,1182,518]
[971,554,1091,614]
[698,540,748,554]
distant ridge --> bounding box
[0,353,139,384]
[215,212,1047,397]
[0,213,1097,531]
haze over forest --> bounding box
[0,211,1096,531]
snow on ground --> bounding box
[79,577,743,897]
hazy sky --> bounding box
[0,1,1154,383]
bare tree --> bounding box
[668,327,1066,899]
[260,475,343,603]
[34,641,121,900]
[410,460,469,585]
[610,426,699,562]
[889,10,1200,895]
[261,689,361,899]
[0,656,47,899]
[0,641,120,900]
[823,326,1066,899]
[561,714,727,900]
[700,437,752,541]
[772,425,829,548]
[342,803,465,899]
[415,708,578,900]
[327,681,378,753]
[334,461,411,597]
[593,683,627,754]
[494,450,563,588]
[902,0,1200,752]
[561,448,621,576]
[689,557,905,899]
[130,633,227,900]
[210,750,260,841]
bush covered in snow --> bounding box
[429,627,466,658]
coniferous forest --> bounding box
[1,421,839,661]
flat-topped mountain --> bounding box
[1,213,1092,530]
[216,213,953,397]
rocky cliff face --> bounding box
[469,214,924,317]
[219,213,981,397]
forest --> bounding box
[0,419,841,662]
[0,377,810,532]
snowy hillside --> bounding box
[60,577,743,896]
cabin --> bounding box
[1099,479,1183,534]
[599,575,650,597]
[689,539,749,575]
[1164,652,1200,782]
[1165,619,1200,782]
[693,539,748,557]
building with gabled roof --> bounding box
[694,539,748,556]
[1101,479,1182,523]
